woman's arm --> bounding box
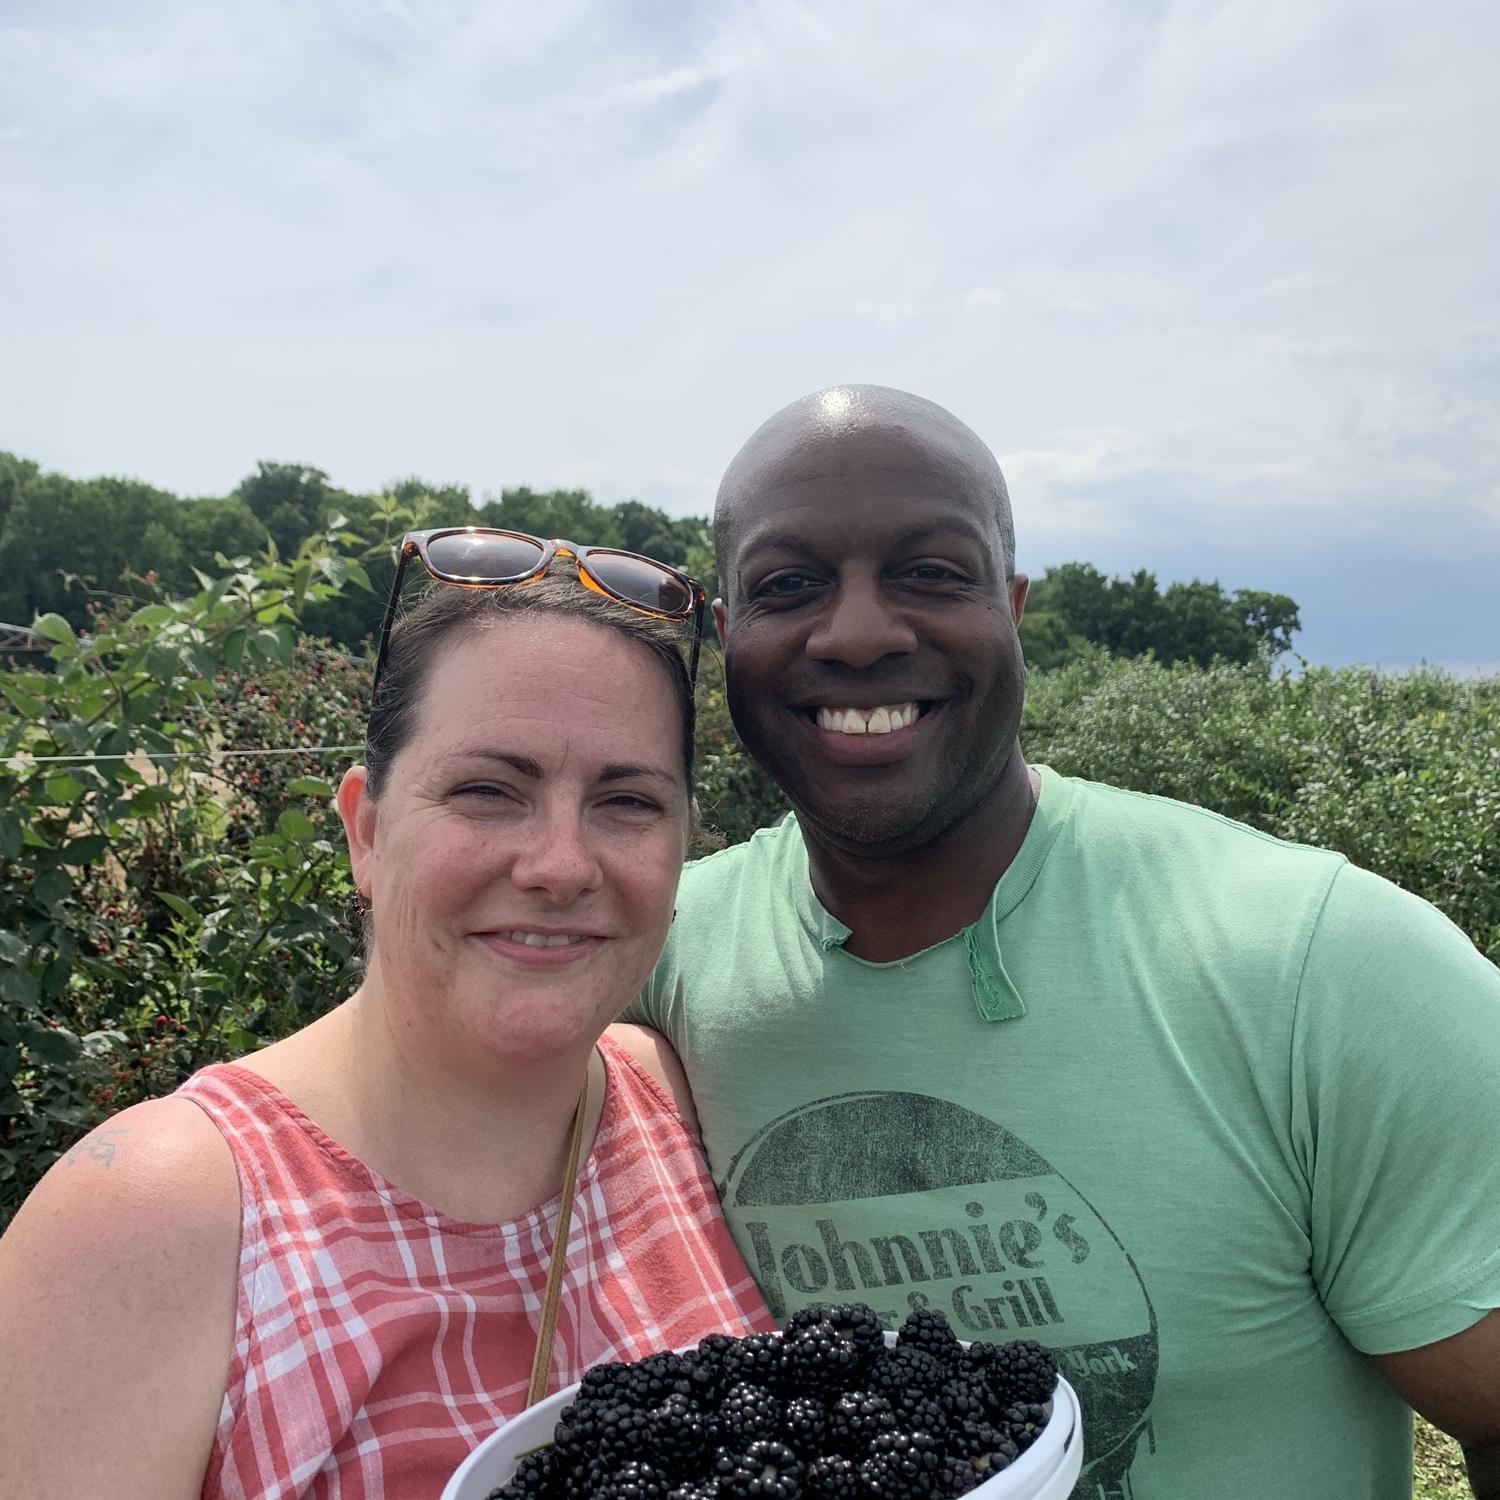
[0,1097,240,1499]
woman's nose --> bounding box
[806,579,918,668]
[506,814,603,904]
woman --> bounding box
[0,539,770,1498]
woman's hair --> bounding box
[363,570,697,800]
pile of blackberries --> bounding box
[488,1303,1058,1499]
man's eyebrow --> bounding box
[737,518,992,561]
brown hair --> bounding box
[363,571,696,800]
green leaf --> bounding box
[43,772,84,803]
[0,964,41,1013]
[286,777,335,798]
[61,834,109,866]
[155,891,203,927]
[31,870,71,910]
[0,815,21,860]
[127,603,177,628]
[0,679,44,718]
[32,613,76,644]
[26,1020,82,1068]
[276,808,316,841]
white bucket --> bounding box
[444,1359,1082,1500]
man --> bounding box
[625,384,1500,1497]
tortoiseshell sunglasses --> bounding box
[371,527,706,693]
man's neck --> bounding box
[803,747,1039,962]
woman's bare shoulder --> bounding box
[1,1094,239,1279]
[604,1023,700,1131]
[0,1096,240,1496]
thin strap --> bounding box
[526,1067,590,1406]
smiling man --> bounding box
[625,384,1500,1497]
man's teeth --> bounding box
[504,932,585,947]
[815,703,920,736]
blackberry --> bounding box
[946,1417,1017,1463]
[594,1459,673,1500]
[824,1389,897,1453]
[932,1452,982,1496]
[864,1344,945,1408]
[780,1395,829,1456]
[715,1381,784,1446]
[935,1374,991,1426]
[802,1454,862,1500]
[554,1399,650,1470]
[711,1440,803,1499]
[666,1485,721,1500]
[487,1445,560,1498]
[782,1303,884,1391]
[623,1351,695,1407]
[720,1332,787,1392]
[984,1340,1058,1408]
[647,1392,709,1474]
[859,1427,941,1497]
[895,1308,962,1370]
[998,1401,1047,1452]
[967,1436,1020,1480]
[902,1393,949,1441]
[687,1336,738,1406]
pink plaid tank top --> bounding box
[177,1037,772,1499]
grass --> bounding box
[1415,1415,1469,1498]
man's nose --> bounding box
[507,812,603,904]
[805,579,918,668]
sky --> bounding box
[2,0,1497,671]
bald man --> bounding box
[623,385,1500,1498]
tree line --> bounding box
[0,451,1299,669]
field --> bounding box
[2,549,1496,1495]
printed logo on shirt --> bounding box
[719,1089,1158,1499]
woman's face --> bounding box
[339,614,691,1066]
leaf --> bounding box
[32,613,76,645]
[43,772,84,804]
[276,808,316,841]
[0,680,44,718]
[31,870,71,910]
[155,891,203,927]
[286,776,335,798]
[24,1021,82,1066]
[0,815,20,860]
[0,964,41,1013]
[127,603,177,628]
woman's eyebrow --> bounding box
[598,763,679,787]
[447,749,544,778]
[442,751,677,787]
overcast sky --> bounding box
[3,0,1497,669]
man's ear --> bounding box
[336,765,378,900]
[1009,573,1030,623]
[711,598,728,643]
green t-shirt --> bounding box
[633,766,1500,1498]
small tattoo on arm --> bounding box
[63,1128,129,1169]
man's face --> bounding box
[717,425,1028,857]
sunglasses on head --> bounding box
[371,527,707,693]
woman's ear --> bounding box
[336,765,377,900]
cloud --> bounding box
[0,0,1496,668]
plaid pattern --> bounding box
[178,1039,772,1499]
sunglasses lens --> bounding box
[588,553,694,616]
[425,531,546,581]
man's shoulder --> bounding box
[1055,769,1346,875]
[679,817,805,900]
